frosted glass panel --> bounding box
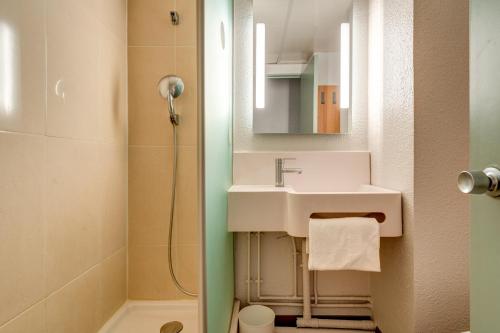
[204,0,234,332]
[471,0,500,331]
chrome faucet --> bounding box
[275,158,302,187]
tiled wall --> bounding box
[0,0,127,332]
[127,0,199,299]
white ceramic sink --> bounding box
[227,184,402,237]
[229,151,403,237]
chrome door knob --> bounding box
[457,167,500,197]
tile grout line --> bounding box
[0,246,126,330]
[127,44,197,48]
[128,144,198,148]
[0,129,128,146]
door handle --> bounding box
[457,167,500,197]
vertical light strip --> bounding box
[368,0,383,141]
[340,23,350,109]
[255,23,265,109]
[0,22,14,113]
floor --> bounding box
[98,300,374,333]
[275,328,374,333]
[99,300,198,333]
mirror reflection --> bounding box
[253,0,355,134]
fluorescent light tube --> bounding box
[255,23,265,109]
[0,23,15,114]
[340,23,350,109]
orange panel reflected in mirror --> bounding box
[317,85,340,134]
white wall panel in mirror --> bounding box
[253,0,364,135]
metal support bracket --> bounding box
[170,11,180,25]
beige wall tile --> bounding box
[128,245,178,299]
[174,47,198,146]
[46,267,101,333]
[0,0,46,134]
[128,0,176,46]
[129,145,198,247]
[129,146,172,247]
[46,0,101,140]
[175,245,199,296]
[100,249,127,323]
[127,0,200,300]
[0,302,46,333]
[92,0,127,41]
[60,0,127,41]
[100,144,127,258]
[45,138,102,293]
[99,32,128,145]
[128,46,198,147]
[0,0,128,329]
[174,146,199,246]
[128,46,176,146]
[0,133,45,325]
[176,0,197,46]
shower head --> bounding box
[158,75,184,125]
[158,75,184,99]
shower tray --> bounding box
[98,301,198,333]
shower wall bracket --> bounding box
[170,11,180,25]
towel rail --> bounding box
[310,212,385,222]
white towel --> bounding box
[308,217,380,272]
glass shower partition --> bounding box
[202,0,235,332]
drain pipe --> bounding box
[300,239,312,322]
[296,238,377,331]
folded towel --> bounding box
[308,217,380,272]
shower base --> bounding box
[99,300,198,333]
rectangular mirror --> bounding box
[253,0,357,134]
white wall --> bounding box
[413,0,469,331]
[315,52,341,86]
[234,232,372,317]
[232,0,371,316]
[369,0,470,332]
[234,0,469,330]
[234,0,369,151]
[254,78,291,133]
[368,0,416,331]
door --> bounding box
[317,85,340,134]
[469,0,500,331]
[317,86,327,133]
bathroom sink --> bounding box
[227,184,402,237]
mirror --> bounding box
[253,0,357,134]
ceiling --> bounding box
[254,0,353,64]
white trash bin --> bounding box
[238,305,275,333]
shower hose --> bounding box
[168,124,198,297]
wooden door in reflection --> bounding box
[317,85,340,134]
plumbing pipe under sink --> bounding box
[296,239,377,331]
[245,232,372,309]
